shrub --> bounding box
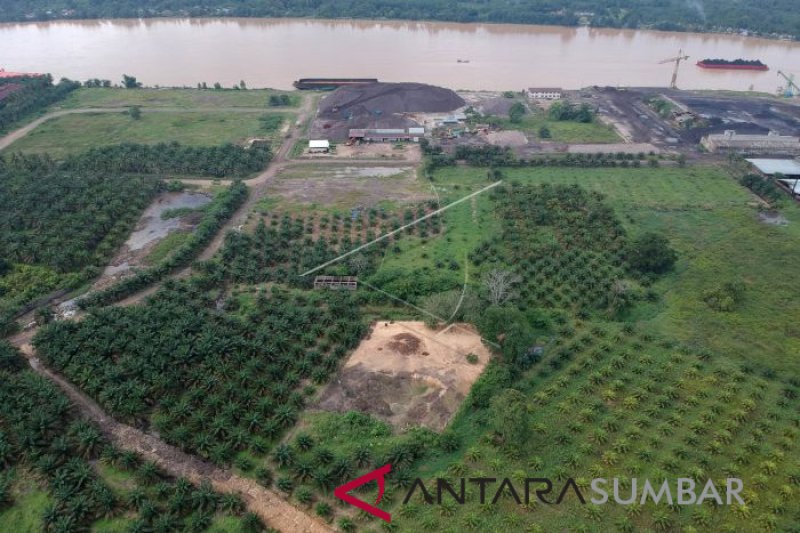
[627,232,677,274]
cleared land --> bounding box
[317,321,490,431]
[6,110,287,157]
[263,163,429,210]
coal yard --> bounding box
[310,82,465,141]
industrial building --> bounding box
[701,130,800,156]
[348,128,425,142]
[308,139,331,153]
[746,158,800,196]
[526,87,563,100]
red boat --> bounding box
[697,59,769,71]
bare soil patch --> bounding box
[265,165,429,208]
[486,130,528,147]
[91,191,211,291]
[317,321,490,432]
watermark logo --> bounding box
[334,464,392,522]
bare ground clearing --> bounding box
[317,321,490,431]
[265,165,430,208]
[91,191,211,291]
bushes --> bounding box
[703,281,746,312]
[739,174,786,204]
[626,232,677,275]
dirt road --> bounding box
[5,95,339,532]
[14,340,333,533]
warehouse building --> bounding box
[308,139,330,153]
[348,128,425,142]
[701,130,800,156]
[526,87,563,100]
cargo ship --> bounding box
[696,59,769,71]
[293,78,378,90]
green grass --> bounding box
[484,110,621,143]
[421,165,800,374]
[356,162,800,531]
[0,475,50,533]
[144,232,192,265]
[206,514,251,532]
[93,463,137,495]
[6,111,286,157]
[91,517,134,532]
[58,87,299,109]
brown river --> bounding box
[2,18,799,92]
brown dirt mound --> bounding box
[316,321,490,431]
[387,333,421,355]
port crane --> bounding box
[777,70,799,97]
[659,49,690,89]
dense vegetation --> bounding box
[2,0,799,38]
[0,154,161,334]
[0,155,160,274]
[0,75,79,133]
[62,142,271,178]
[0,341,262,532]
[36,281,366,466]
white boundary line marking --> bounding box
[300,181,502,277]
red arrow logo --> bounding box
[334,464,392,522]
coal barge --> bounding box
[293,78,378,90]
[696,59,769,71]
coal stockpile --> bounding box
[313,82,465,140]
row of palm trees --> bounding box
[1,340,262,532]
[61,142,271,178]
[0,153,160,273]
[36,281,366,465]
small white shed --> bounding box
[308,139,330,153]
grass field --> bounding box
[6,111,288,157]
[0,474,50,533]
[485,111,621,144]
[345,163,800,531]
[414,165,800,375]
[58,87,299,109]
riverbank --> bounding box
[2,18,799,92]
[2,1,798,41]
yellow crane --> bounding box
[777,70,799,97]
[659,49,690,89]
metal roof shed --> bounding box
[746,158,800,177]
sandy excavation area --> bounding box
[317,321,490,431]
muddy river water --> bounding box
[2,18,799,92]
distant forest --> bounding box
[1,0,799,39]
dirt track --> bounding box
[5,95,337,532]
[14,340,333,533]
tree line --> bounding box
[0,340,266,532]
[0,153,161,275]
[36,282,366,467]
[0,75,80,133]
[2,0,798,38]
[62,142,271,178]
